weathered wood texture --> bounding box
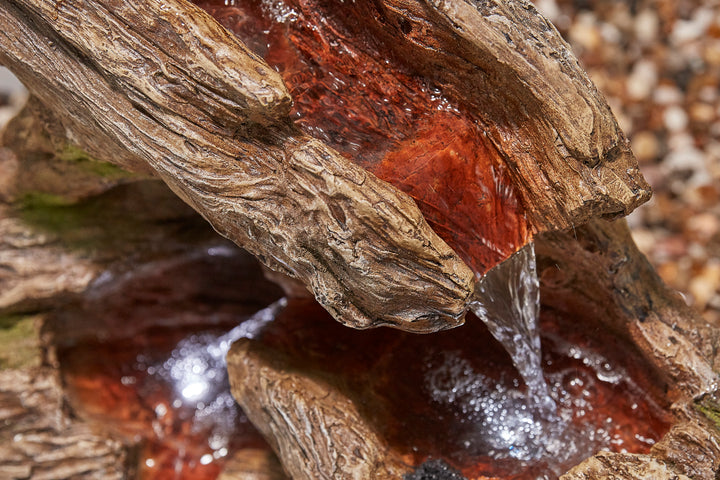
[537,219,720,479]
[560,452,692,480]
[228,340,411,480]
[535,219,719,402]
[339,0,652,229]
[0,368,130,480]
[0,97,143,204]
[0,0,651,332]
[217,448,289,480]
[226,220,720,480]
[0,0,474,332]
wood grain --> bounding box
[0,0,475,332]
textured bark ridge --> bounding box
[413,0,650,227]
[0,0,474,332]
[226,220,720,480]
[198,0,650,277]
[0,368,130,480]
[0,0,650,331]
[536,219,720,479]
[229,340,410,480]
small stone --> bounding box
[685,212,720,241]
[403,459,466,480]
[689,261,720,310]
[671,8,713,45]
[689,102,716,123]
[534,0,560,23]
[654,85,684,105]
[569,14,602,52]
[634,9,659,44]
[663,106,689,132]
[630,228,656,257]
[631,131,660,163]
[698,85,717,103]
[627,60,658,100]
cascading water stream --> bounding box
[470,243,556,417]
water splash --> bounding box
[423,334,664,478]
[135,299,287,460]
[149,298,288,408]
[470,243,556,416]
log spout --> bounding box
[0,0,650,331]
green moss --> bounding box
[0,315,41,370]
[20,191,76,209]
[696,393,720,433]
[16,190,116,253]
[18,191,87,235]
[16,180,205,256]
[57,145,134,180]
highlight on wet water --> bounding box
[47,227,672,479]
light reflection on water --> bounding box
[133,299,288,458]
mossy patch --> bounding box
[56,145,134,180]
[0,315,41,370]
[696,392,720,434]
[15,180,210,256]
[18,191,94,242]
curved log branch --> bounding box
[0,0,652,331]
[228,339,411,480]
[344,0,651,229]
[0,0,475,332]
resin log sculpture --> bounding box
[0,0,650,332]
[0,0,473,332]
[4,0,712,479]
[227,219,720,480]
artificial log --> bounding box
[0,367,130,479]
[0,0,650,332]
[0,0,474,332]
[1,0,717,479]
[226,219,720,479]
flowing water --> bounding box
[471,243,556,417]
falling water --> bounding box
[470,242,556,416]
[152,298,287,408]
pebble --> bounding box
[627,60,658,100]
[663,105,689,132]
[631,131,660,163]
[634,9,659,44]
[689,261,720,310]
[549,0,720,323]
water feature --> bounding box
[471,243,556,417]
[50,241,284,480]
[251,297,672,479]
[195,0,552,422]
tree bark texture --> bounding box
[227,219,720,480]
[0,0,476,333]
[0,368,130,480]
[0,0,650,332]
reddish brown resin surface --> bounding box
[253,298,672,479]
[47,234,671,480]
[51,248,282,480]
[196,0,531,275]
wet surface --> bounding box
[39,187,671,479]
[195,0,531,276]
[253,298,672,479]
[49,246,283,480]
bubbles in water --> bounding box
[425,351,547,461]
[421,327,665,477]
[471,243,556,416]
[134,299,286,460]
